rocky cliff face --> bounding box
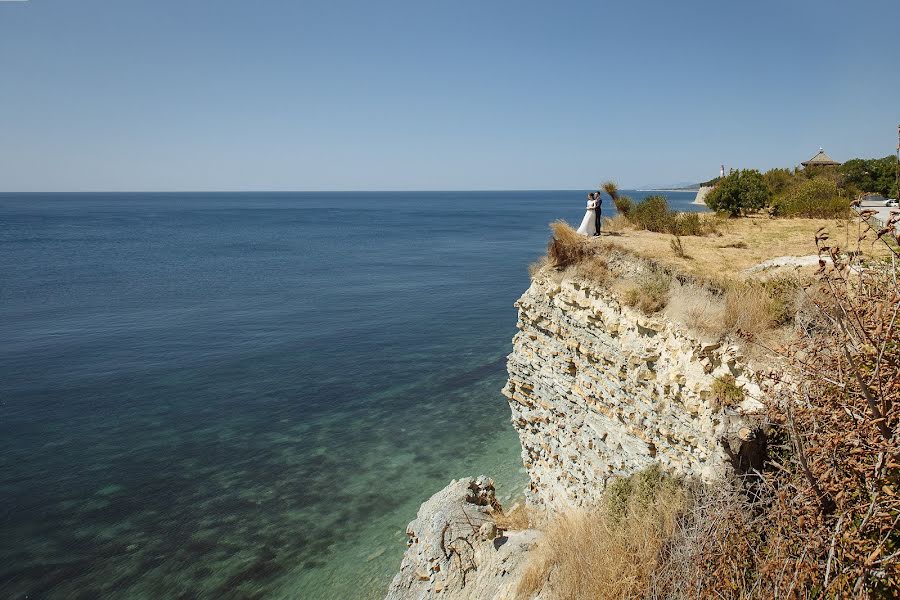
[387,268,767,598]
[502,274,765,510]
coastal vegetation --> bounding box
[704,169,770,216]
[523,208,900,598]
[701,154,899,219]
[516,466,688,600]
[621,194,722,236]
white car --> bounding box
[885,199,899,207]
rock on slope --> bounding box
[385,477,539,600]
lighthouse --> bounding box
[720,164,725,178]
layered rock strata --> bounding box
[502,274,765,510]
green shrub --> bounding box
[614,194,633,217]
[772,177,850,218]
[705,169,770,216]
[604,465,681,520]
[710,375,744,409]
[631,195,675,233]
[671,212,721,236]
[763,167,797,196]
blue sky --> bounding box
[1,0,898,191]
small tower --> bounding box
[720,164,725,178]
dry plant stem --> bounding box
[838,324,891,442]
[824,514,843,589]
[786,399,832,514]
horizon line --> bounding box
[0,186,701,194]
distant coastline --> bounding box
[634,188,701,193]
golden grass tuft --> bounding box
[516,467,687,600]
[494,502,533,531]
[602,214,630,234]
[664,281,726,336]
[665,277,802,342]
[547,220,592,268]
[722,282,777,334]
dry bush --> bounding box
[754,226,900,597]
[649,483,763,600]
[570,255,611,284]
[547,220,592,268]
[670,235,688,259]
[516,467,687,600]
[672,212,723,237]
[665,281,727,335]
[622,268,673,314]
[700,213,900,598]
[603,213,631,233]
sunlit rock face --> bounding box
[503,275,765,511]
[384,477,539,600]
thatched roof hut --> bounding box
[801,148,840,167]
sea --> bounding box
[0,190,704,599]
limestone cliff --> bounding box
[385,477,539,600]
[503,274,765,510]
[387,266,767,599]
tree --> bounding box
[839,155,899,197]
[704,169,770,216]
[602,180,633,216]
[763,167,796,196]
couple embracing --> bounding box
[576,191,602,236]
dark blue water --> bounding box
[0,190,702,599]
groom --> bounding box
[591,191,602,236]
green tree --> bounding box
[705,169,770,216]
[839,155,899,197]
[772,177,848,218]
[763,167,796,196]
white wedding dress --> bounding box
[576,199,599,235]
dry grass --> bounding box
[665,277,801,344]
[620,268,672,314]
[664,281,726,335]
[528,255,550,279]
[669,235,688,259]
[722,282,778,334]
[602,214,630,233]
[570,255,611,284]
[494,502,533,531]
[648,484,762,600]
[607,215,888,280]
[536,217,818,346]
[516,467,688,600]
[547,220,594,268]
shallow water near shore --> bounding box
[0,190,703,599]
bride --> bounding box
[576,192,601,236]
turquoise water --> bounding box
[0,190,702,599]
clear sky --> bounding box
[1,0,898,191]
